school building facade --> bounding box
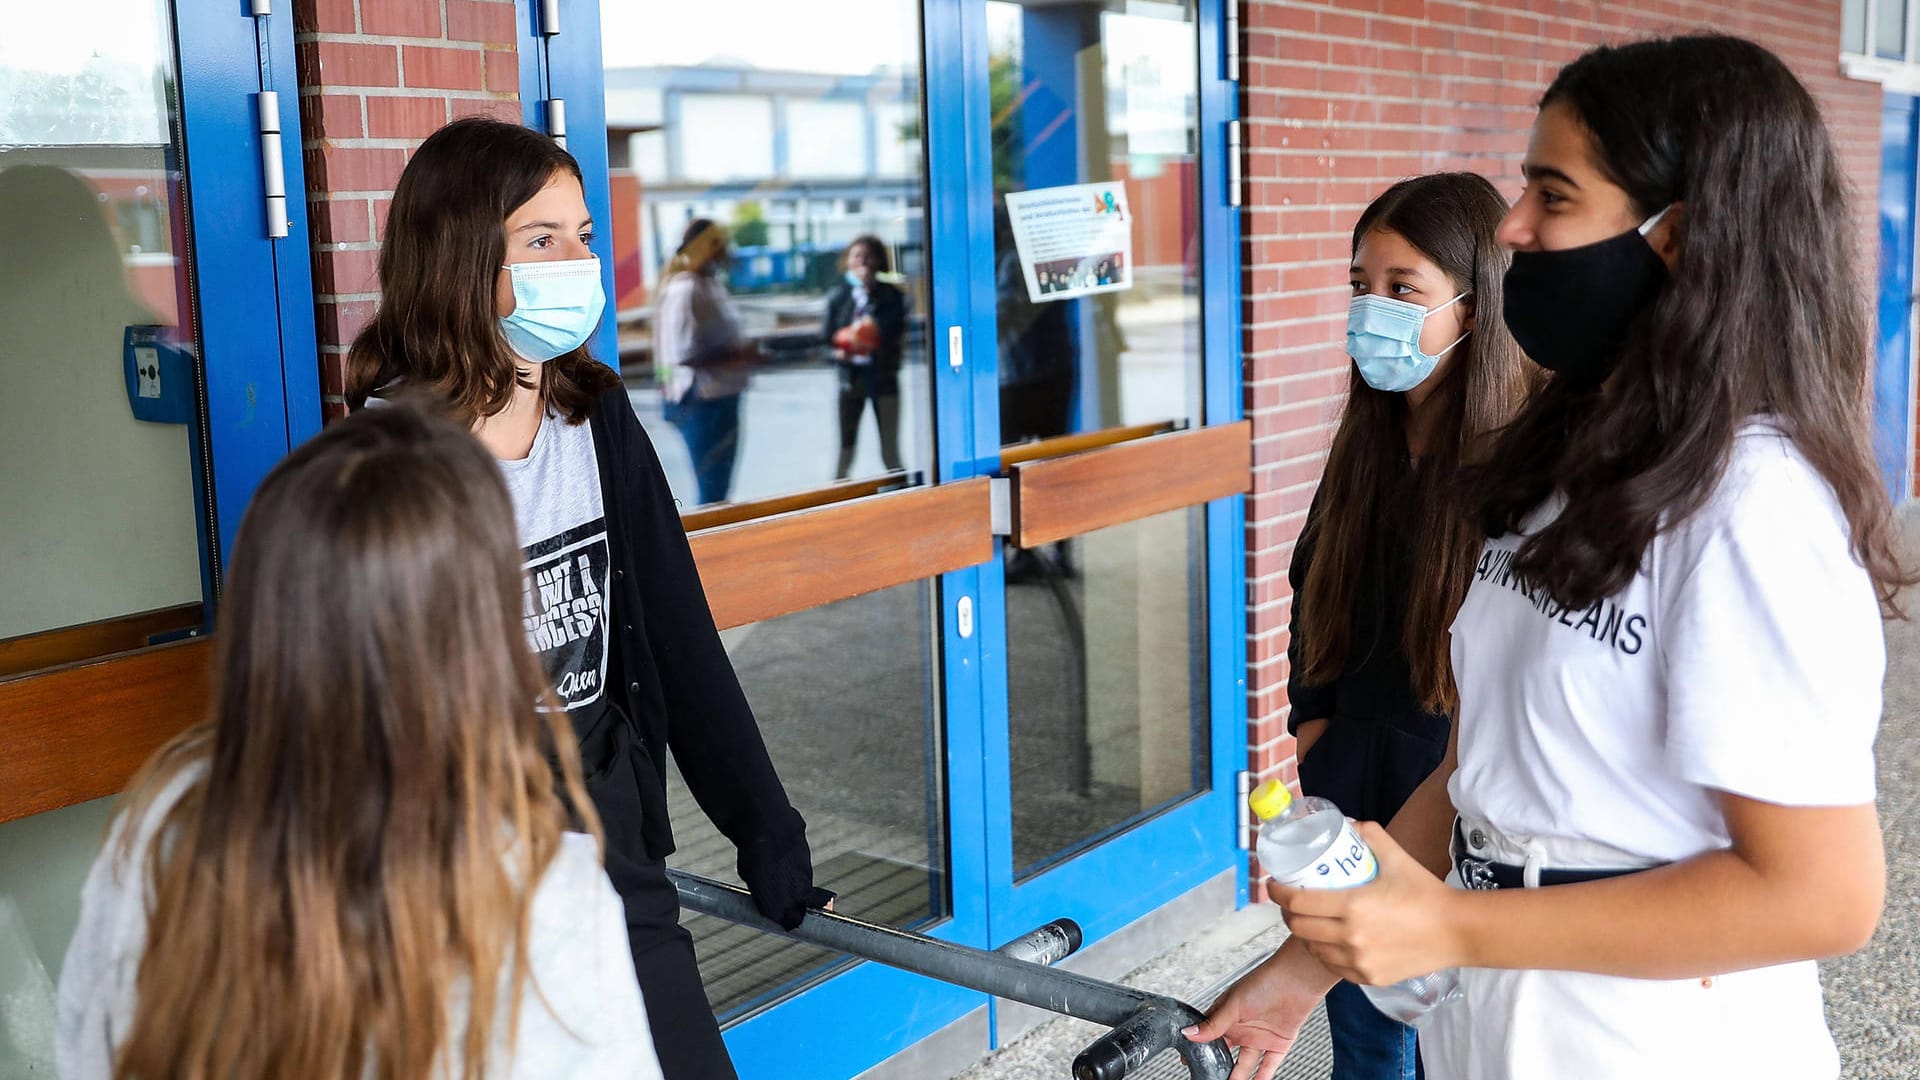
[1,1,1913,1076]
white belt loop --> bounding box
[1520,837,1547,889]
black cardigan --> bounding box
[1287,480,1450,825]
[584,386,812,871]
[822,280,908,395]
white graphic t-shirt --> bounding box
[1425,419,1884,1080]
[497,410,612,716]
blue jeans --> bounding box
[1325,980,1423,1080]
[664,392,741,505]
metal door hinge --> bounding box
[1226,1,1241,82]
[947,324,964,371]
[1226,120,1243,209]
[540,0,561,36]
[250,0,271,14]
[1235,770,1253,850]
[546,98,568,148]
[989,477,1012,536]
[256,91,289,238]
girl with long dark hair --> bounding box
[1194,35,1905,1080]
[346,118,827,1080]
[57,404,661,1079]
[1288,172,1531,1080]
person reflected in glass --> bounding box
[346,120,828,1080]
[1283,173,1533,1080]
[655,218,759,504]
[56,405,663,1079]
[995,206,1077,583]
[823,235,906,480]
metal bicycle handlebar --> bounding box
[668,869,1234,1080]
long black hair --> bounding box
[1475,34,1912,610]
[1300,173,1533,713]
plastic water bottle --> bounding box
[1249,779,1460,1028]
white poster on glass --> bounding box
[1003,182,1134,303]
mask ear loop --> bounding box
[1422,291,1471,360]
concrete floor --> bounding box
[968,507,1920,1080]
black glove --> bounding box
[737,831,834,931]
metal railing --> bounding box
[669,869,1234,1080]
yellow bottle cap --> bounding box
[1248,779,1293,821]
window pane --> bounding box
[663,581,947,1020]
[1844,0,1868,54]
[1879,0,1909,59]
[0,0,207,672]
[602,0,932,511]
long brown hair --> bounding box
[345,118,617,423]
[1476,36,1914,612]
[1299,174,1533,714]
[112,403,598,1080]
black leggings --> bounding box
[583,713,738,1080]
[615,853,738,1080]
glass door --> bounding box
[542,0,1244,1072]
[960,0,1247,948]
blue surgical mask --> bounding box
[499,257,606,362]
[845,270,864,289]
[1346,291,1469,393]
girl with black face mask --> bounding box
[1192,35,1910,1080]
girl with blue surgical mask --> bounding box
[1263,173,1532,1080]
[346,118,829,1080]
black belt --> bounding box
[1452,820,1650,890]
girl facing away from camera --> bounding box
[56,404,662,1079]
[346,118,828,1080]
[1288,172,1533,1080]
[1192,35,1907,1080]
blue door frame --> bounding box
[535,0,1246,1072]
[173,0,322,592]
[1877,92,1917,502]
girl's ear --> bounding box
[1460,294,1476,334]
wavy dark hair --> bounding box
[1475,35,1912,612]
[1300,173,1533,714]
[838,233,893,274]
[345,118,617,422]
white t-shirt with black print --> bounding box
[1425,418,1884,1080]
[497,410,613,718]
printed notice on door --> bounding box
[1004,182,1134,303]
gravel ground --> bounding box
[969,508,1920,1080]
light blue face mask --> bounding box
[1346,291,1469,393]
[499,257,606,362]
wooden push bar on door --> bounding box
[1008,420,1252,548]
[688,477,994,630]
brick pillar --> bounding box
[293,0,522,422]
[1237,0,1881,881]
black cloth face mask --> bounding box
[1502,204,1672,383]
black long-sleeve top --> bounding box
[1286,476,1451,825]
[584,387,809,863]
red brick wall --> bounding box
[1238,1,1883,822]
[294,0,522,422]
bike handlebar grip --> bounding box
[1072,1006,1159,1080]
[996,918,1084,966]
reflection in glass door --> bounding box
[0,0,210,670]
[984,0,1213,877]
[592,0,960,1031]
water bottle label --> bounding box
[1273,819,1378,889]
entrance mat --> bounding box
[687,849,940,1020]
